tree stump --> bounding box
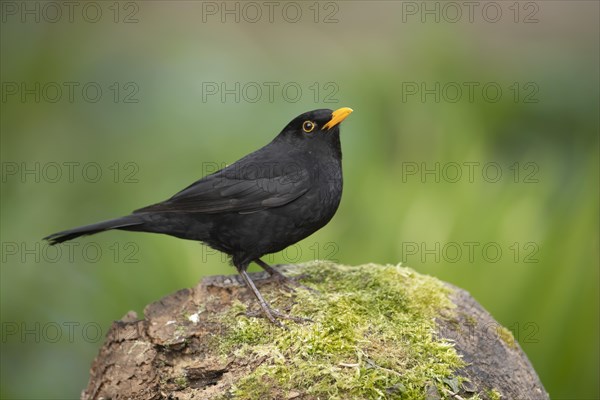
[81,263,548,400]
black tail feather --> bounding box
[43,216,144,245]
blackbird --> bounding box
[44,107,353,326]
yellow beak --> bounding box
[322,107,353,130]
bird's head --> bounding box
[276,107,353,150]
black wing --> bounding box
[134,166,310,214]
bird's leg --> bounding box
[236,265,310,327]
[254,259,296,291]
[254,259,318,293]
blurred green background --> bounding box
[1,2,598,399]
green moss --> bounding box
[465,313,478,327]
[174,375,188,389]
[496,326,516,349]
[218,262,467,399]
[486,388,502,400]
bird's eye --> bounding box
[302,121,315,133]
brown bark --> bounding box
[81,265,548,400]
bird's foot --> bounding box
[237,266,313,328]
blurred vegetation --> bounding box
[1,2,598,399]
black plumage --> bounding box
[44,107,353,325]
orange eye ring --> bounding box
[302,120,315,133]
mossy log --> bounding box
[81,263,548,400]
